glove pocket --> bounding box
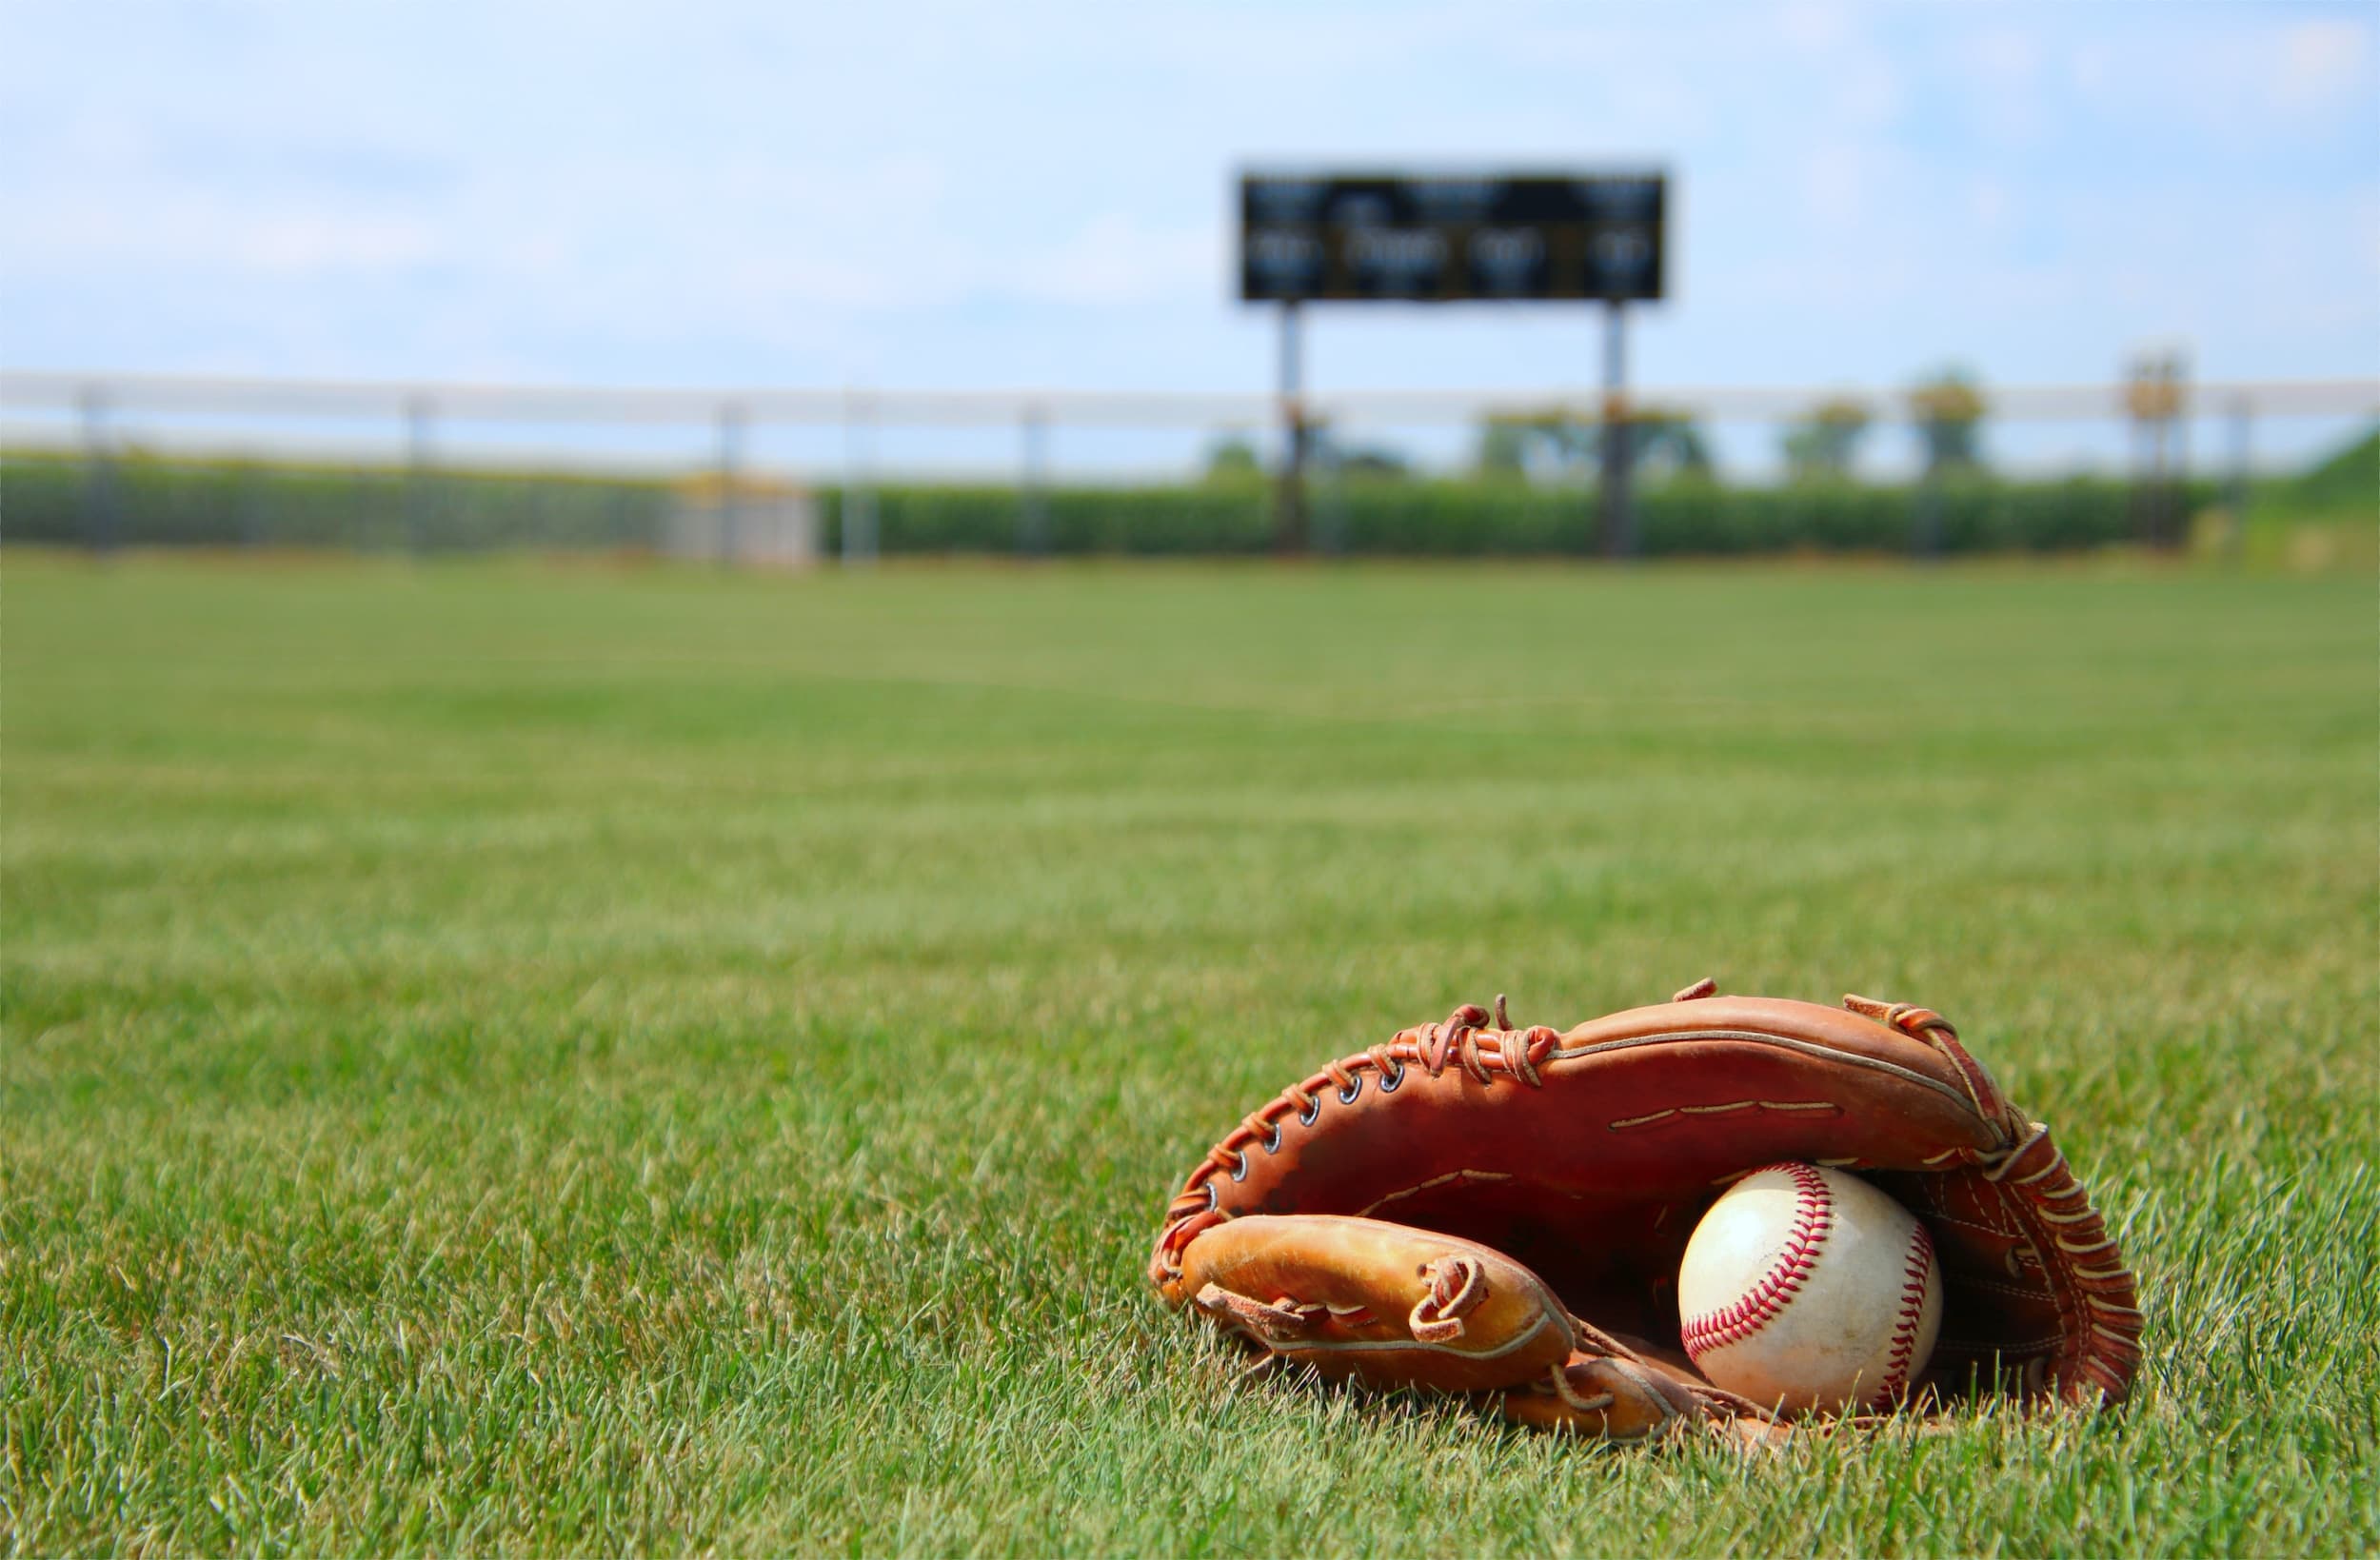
[1180,1213,1577,1392]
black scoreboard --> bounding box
[1240,170,1666,304]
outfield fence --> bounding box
[2,370,2372,562]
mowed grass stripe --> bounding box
[2,555,2373,1555]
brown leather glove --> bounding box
[1148,981,2144,1441]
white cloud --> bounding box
[1777,0,1854,52]
[2273,16,2371,110]
[1964,26,2049,145]
[1968,178,2013,234]
[0,0,2370,397]
[1011,214,1224,308]
[29,191,441,276]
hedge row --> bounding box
[817,474,2203,557]
[3,451,2205,558]
[0,454,669,551]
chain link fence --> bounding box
[3,370,2371,563]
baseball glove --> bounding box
[1147,980,2143,1441]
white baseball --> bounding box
[1676,1162,1942,1413]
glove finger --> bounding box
[1497,1352,1709,1442]
[1179,1213,1575,1392]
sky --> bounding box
[2,0,2374,474]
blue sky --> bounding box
[2,0,2373,472]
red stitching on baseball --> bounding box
[1875,1217,1935,1402]
[1679,1162,1834,1359]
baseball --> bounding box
[1676,1162,1943,1413]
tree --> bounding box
[1477,416,1532,476]
[1629,406,1716,482]
[1474,407,1711,483]
[1476,411,1591,480]
[1328,441,1411,479]
[1908,369,1988,474]
[1202,434,1261,482]
[1782,398,1872,481]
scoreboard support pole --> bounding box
[1275,301,1309,555]
[1600,300,1635,559]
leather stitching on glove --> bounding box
[1150,981,2146,1439]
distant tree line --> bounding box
[1203,366,1994,485]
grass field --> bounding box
[3,552,2374,1555]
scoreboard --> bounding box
[1240,170,1667,304]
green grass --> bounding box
[2,552,2373,1555]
